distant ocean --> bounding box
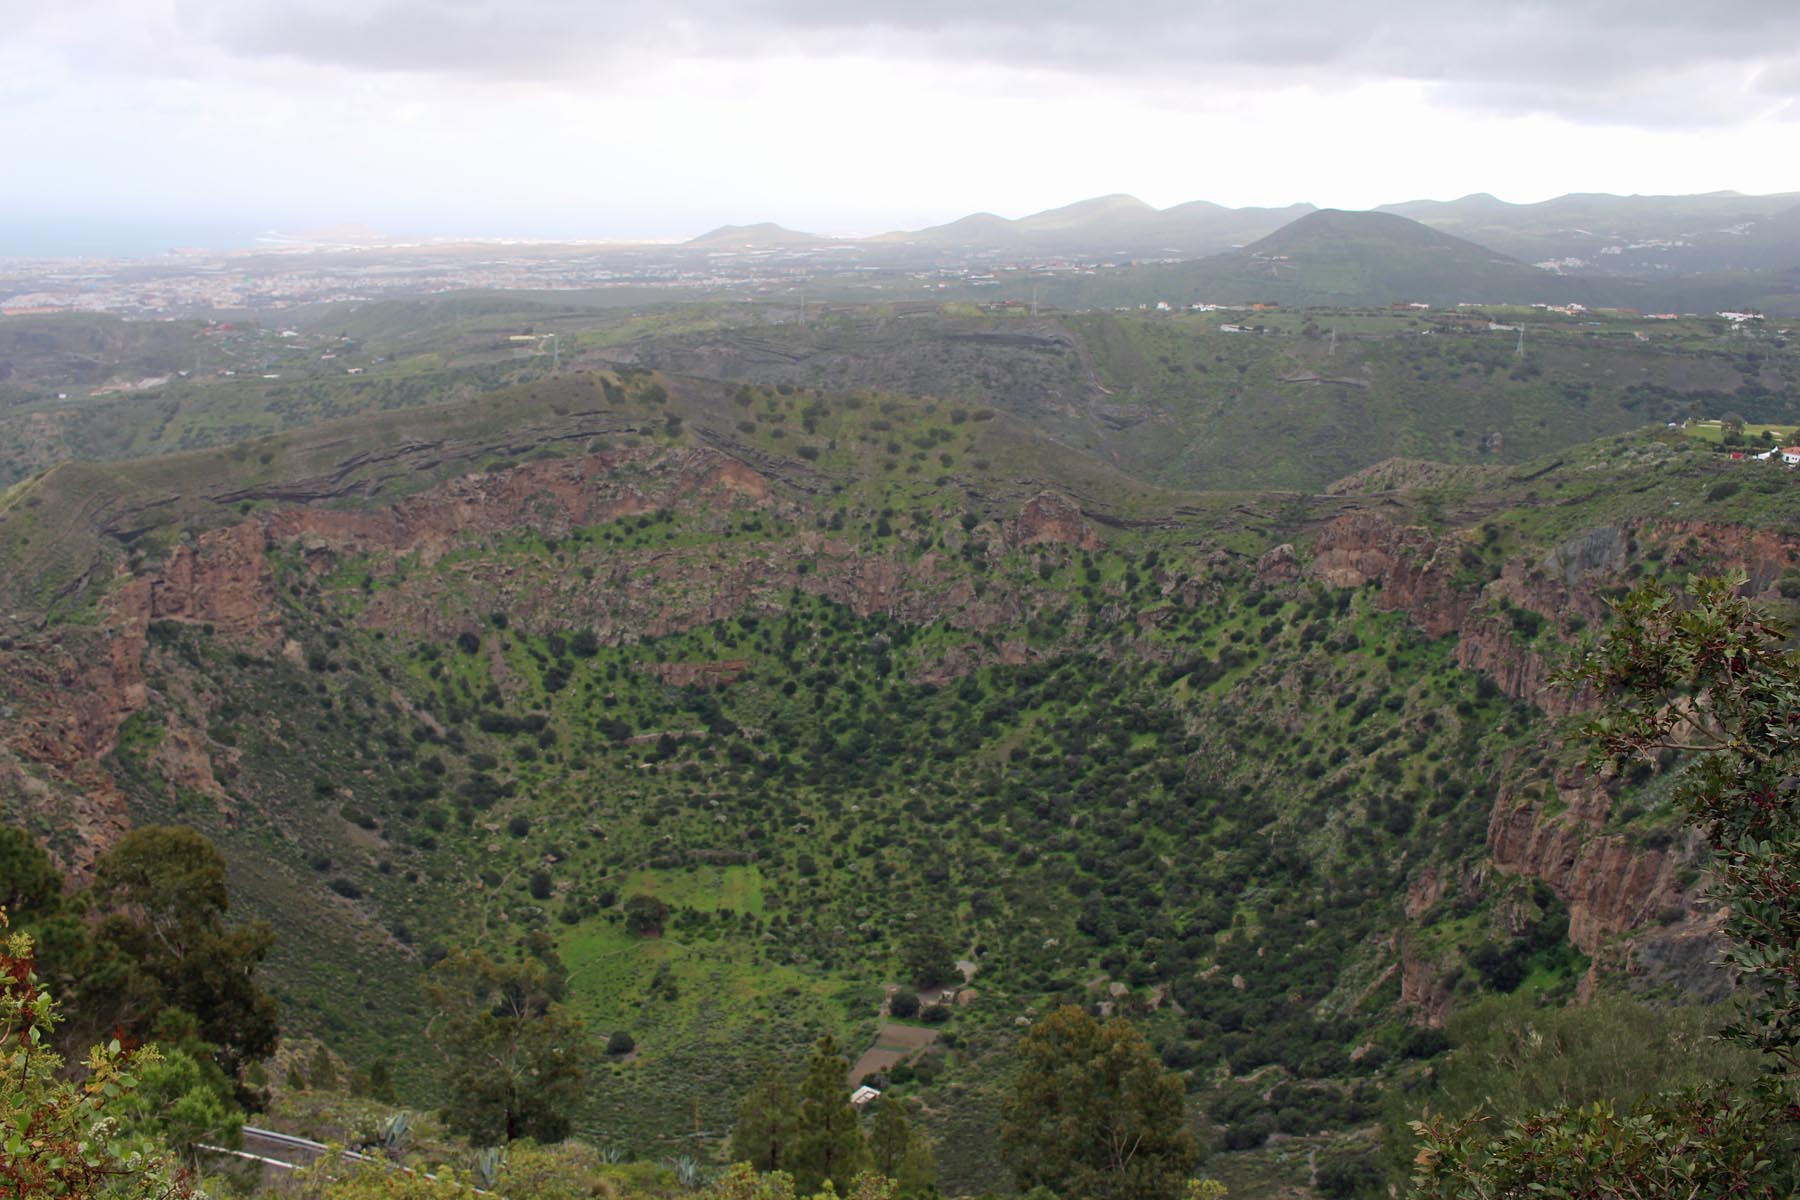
[0,219,275,259]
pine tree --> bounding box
[728,1062,798,1172]
[868,1097,938,1198]
[896,1135,937,1200]
[787,1034,871,1194]
[868,1098,910,1177]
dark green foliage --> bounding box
[727,1064,798,1173]
[624,893,669,936]
[424,947,596,1146]
[869,1097,938,1198]
[83,826,279,1083]
[1316,1143,1384,1199]
[787,1034,871,1193]
[898,931,958,990]
[1000,1006,1198,1200]
[0,827,63,917]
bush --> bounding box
[624,893,670,936]
[889,990,921,1019]
[607,1031,635,1055]
[1316,1144,1385,1199]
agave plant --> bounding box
[473,1146,503,1191]
[601,1145,626,1165]
[667,1154,707,1189]
[377,1111,412,1152]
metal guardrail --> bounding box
[202,1126,484,1192]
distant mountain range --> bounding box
[1374,190,1800,276]
[687,194,1318,258]
[686,189,1800,283]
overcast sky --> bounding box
[6,0,1800,252]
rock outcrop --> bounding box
[1485,768,1689,955]
[1011,492,1102,552]
[1306,512,1792,1014]
[1307,511,1472,637]
[142,520,279,641]
[266,447,774,564]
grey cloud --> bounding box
[163,0,1800,126]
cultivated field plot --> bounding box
[850,1022,940,1084]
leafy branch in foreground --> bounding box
[1559,573,1800,1075]
[0,911,195,1200]
[1411,573,1800,1197]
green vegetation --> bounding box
[0,919,201,1200]
[1000,1005,1199,1200]
[6,296,1800,1196]
[1414,576,1800,1196]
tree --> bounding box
[787,1035,871,1194]
[729,1062,799,1172]
[83,826,279,1085]
[896,932,957,991]
[1,916,196,1199]
[1413,574,1800,1196]
[423,946,596,1145]
[868,1098,936,1199]
[108,1046,246,1168]
[624,893,670,937]
[309,1043,339,1093]
[0,827,63,917]
[0,829,93,1008]
[1000,1005,1199,1200]
[867,1098,909,1176]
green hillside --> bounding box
[4,299,1799,1197]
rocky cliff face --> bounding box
[1010,491,1103,552]
[1,448,1127,867]
[1485,767,1688,954]
[0,516,282,871]
[143,520,281,640]
[1307,510,1474,637]
[1308,512,1800,713]
[265,447,773,565]
[1303,510,1794,1009]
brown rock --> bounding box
[1486,767,1688,955]
[1012,491,1102,551]
[642,660,749,687]
[1400,947,1454,1027]
[1254,543,1299,586]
